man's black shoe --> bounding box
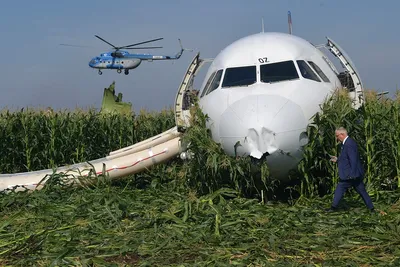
[369,208,378,214]
[325,207,337,213]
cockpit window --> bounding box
[222,66,256,88]
[297,60,321,82]
[308,61,330,82]
[200,71,216,98]
[260,61,299,83]
[205,69,223,96]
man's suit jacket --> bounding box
[338,137,364,180]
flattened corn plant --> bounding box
[1,177,399,266]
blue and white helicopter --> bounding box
[88,35,189,75]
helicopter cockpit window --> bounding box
[296,60,321,82]
[205,69,223,96]
[260,60,299,83]
[222,66,256,88]
[307,61,330,82]
[200,71,216,98]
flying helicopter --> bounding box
[88,35,190,75]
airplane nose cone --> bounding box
[219,94,308,159]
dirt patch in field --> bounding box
[104,253,141,265]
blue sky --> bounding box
[0,0,399,111]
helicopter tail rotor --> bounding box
[174,39,193,59]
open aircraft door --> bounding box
[326,37,364,109]
[174,52,213,131]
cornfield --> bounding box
[0,107,175,173]
[297,89,400,198]
[1,90,400,266]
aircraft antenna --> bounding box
[288,11,293,34]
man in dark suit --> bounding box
[326,127,375,212]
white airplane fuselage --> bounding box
[199,32,342,178]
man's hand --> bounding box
[330,156,337,163]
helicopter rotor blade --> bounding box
[60,44,93,48]
[120,37,164,49]
[125,46,163,49]
[94,35,118,49]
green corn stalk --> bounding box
[389,97,400,188]
[49,113,57,168]
[20,110,32,171]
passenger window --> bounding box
[297,60,321,82]
[206,69,223,96]
[308,61,330,82]
[200,71,216,98]
[260,61,299,83]
[222,66,256,88]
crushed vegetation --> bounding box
[1,89,400,266]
